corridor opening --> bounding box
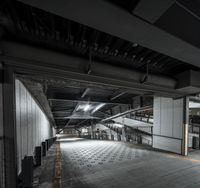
[188,97,200,159]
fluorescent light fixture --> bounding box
[76,105,81,111]
[189,101,200,108]
[83,104,91,112]
[76,104,91,112]
[92,103,105,114]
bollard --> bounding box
[42,142,46,157]
[34,146,42,166]
[192,136,199,149]
[45,139,49,150]
[22,156,33,188]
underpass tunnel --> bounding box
[2,0,200,187]
[7,71,190,187]
[0,41,197,188]
[14,73,157,187]
[188,97,200,158]
[0,31,196,188]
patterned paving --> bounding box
[60,138,159,188]
[60,138,151,170]
[59,138,200,188]
[35,138,200,188]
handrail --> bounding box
[128,114,153,125]
[101,105,153,122]
[102,123,122,135]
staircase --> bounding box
[101,106,153,145]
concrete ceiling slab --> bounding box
[17,0,200,68]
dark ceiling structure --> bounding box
[1,0,199,76]
[18,75,141,130]
[1,0,200,130]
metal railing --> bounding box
[101,105,153,122]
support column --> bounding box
[122,127,126,141]
[2,65,17,188]
[121,117,126,141]
[0,63,5,188]
[0,27,6,188]
[182,97,189,156]
[153,96,185,154]
[91,124,95,139]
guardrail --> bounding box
[101,105,153,122]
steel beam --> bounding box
[110,92,126,101]
[18,0,200,67]
[49,97,131,106]
[133,0,175,23]
[2,66,17,188]
[81,88,90,98]
[0,41,187,97]
[64,103,79,126]
[55,116,100,120]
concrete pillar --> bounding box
[0,27,5,188]
[121,117,126,141]
[153,96,186,155]
[182,97,189,156]
[0,63,5,188]
[121,127,126,141]
[132,96,141,109]
[2,65,17,187]
[91,124,96,139]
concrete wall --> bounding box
[15,79,54,174]
[153,97,184,154]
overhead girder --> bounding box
[63,89,89,127]
[18,0,200,68]
[0,41,186,98]
[48,96,132,106]
[110,92,127,101]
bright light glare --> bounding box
[111,123,123,128]
[76,104,91,112]
[92,103,105,114]
[84,104,91,111]
[81,128,88,133]
[189,101,200,108]
[56,134,62,137]
[59,138,84,142]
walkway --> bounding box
[38,138,200,188]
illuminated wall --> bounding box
[15,79,55,174]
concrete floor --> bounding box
[34,145,57,188]
[189,150,200,160]
[38,138,200,188]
